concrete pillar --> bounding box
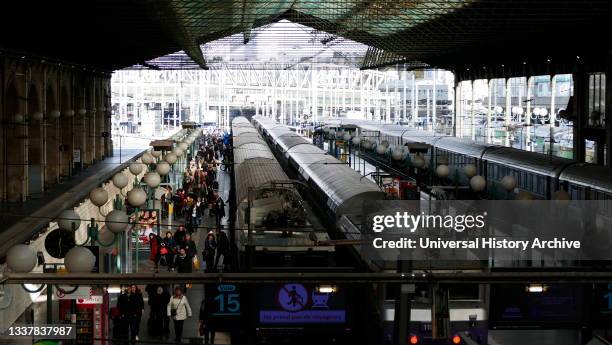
[59,81,73,178]
[573,66,587,162]
[3,64,28,202]
[44,80,60,188]
[27,81,44,198]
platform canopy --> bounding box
[1,0,611,71]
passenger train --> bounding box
[230,116,377,344]
[249,115,488,345]
[322,120,612,201]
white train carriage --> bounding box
[231,117,333,268]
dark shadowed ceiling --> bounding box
[1,0,611,72]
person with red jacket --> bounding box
[148,233,162,271]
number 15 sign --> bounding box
[206,284,241,319]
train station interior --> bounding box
[1,1,612,344]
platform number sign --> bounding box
[208,284,240,317]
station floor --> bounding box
[132,161,232,344]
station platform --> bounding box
[111,159,232,343]
[1,156,232,345]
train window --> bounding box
[516,171,523,188]
[501,166,509,180]
[593,190,607,201]
[488,164,496,179]
[588,72,606,128]
[525,173,532,191]
[568,184,583,200]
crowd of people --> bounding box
[112,130,232,344]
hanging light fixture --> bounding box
[49,109,61,119]
[501,176,517,191]
[129,163,144,175]
[156,161,171,175]
[64,246,96,273]
[6,244,38,272]
[173,147,184,157]
[31,111,44,121]
[470,176,486,192]
[14,113,25,123]
[464,164,477,178]
[127,187,147,206]
[436,165,450,178]
[164,153,178,165]
[105,210,129,234]
[57,209,81,231]
[89,187,109,207]
[412,154,425,169]
[112,173,129,189]
[391,147,404,160]
[143,172,161,188]
[141,152,154,165]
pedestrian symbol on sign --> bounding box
[278,284,308,312]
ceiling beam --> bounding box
[5,271,612,285]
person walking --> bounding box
[148,285,171,338]
[167,287,192,343]
[186,201,201,234]
[199,296,216,344]
[183,234,198,260]
[174,225,188,248]
[215,230,230,270]
[162,231,176,271]
[148,233,162,271]
[203,231,217,272]
[174,248,193,273]
[127,285,144,342]
[114,288,130,344]
[211,191,225,228]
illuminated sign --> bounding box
[258,283,347,324]
[206,284,241,318]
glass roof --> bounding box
[128,20,413,70]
